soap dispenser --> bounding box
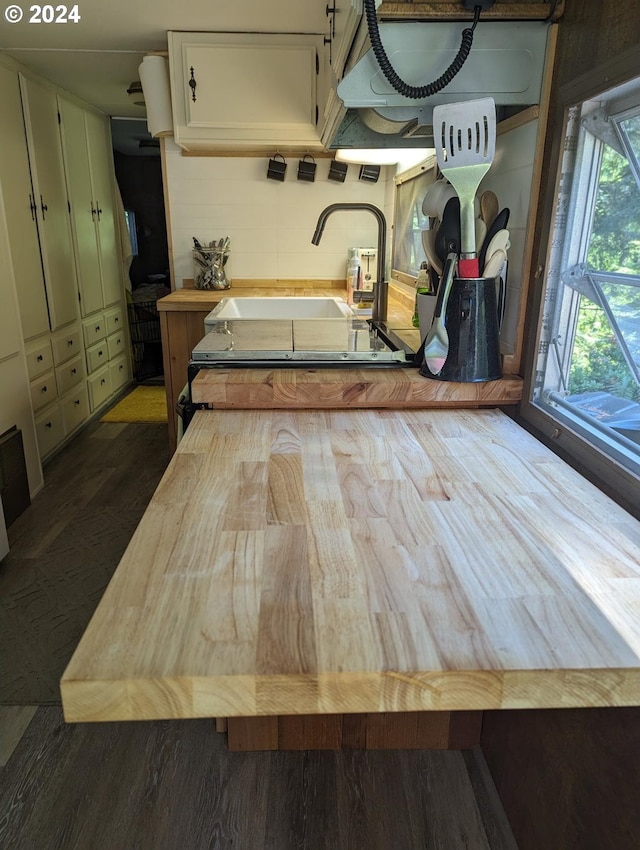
[346,248,361,306]
[412,261,432,328]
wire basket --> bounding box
[127,300,163,381]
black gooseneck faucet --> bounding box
[311,203,388,324]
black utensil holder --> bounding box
[421,276,502,383]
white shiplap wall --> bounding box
[163,139,395,287]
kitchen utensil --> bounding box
[434,197,461,264]
[421,229,442,276]
[433,97,496,278]
[480,190,499,230]
[483,247,507,279]
[475,218,487,255]
[481,229,510,274]
[420,252,457,376]
[422,179,455,218]
[496,271,506,329]
[478,207,510,272]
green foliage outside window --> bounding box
[568,143,640,401]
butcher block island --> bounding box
[60,406,640,751]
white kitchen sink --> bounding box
[205,297,353,325]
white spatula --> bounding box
[433,97,496,278]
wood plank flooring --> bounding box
[0,417,518,849]
[1,421,171,704]
[0,707,518,850]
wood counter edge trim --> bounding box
[60,667,640,723]
[157,284,348,311]
[190,371,525,407]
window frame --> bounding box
[519,53,640,519]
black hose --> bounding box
[363,0,482,99]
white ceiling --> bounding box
[0,0,327,120]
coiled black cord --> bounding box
[363,0,482,99]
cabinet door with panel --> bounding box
[84,109,121,307]
[30,370,58,413]
[35,406,64,457]
[0,64,50,340]
[58,97,103,317]
[59,99,122,315]
[51,325,82,366]
[19,74,77,330]
[61,385,89,434]
[169,32,324,151]
[87,366,112,411]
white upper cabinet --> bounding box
[59,98,121,316]
[326,0,363,81]
[0,64,50,340]
[168,32,325,151]
[19,74,78,331]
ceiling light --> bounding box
[335,148,431,166]
[127,81,145,107]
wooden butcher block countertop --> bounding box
[61,408,640,723]
[191,367,523,408]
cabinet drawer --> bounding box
[30,370,58,412]
[25,340,54,379]
[61,386,89,433]
[87,366,112,411]
[35,405,64,457]
[55,353,84,395]
[109,355,129,393]
[82,314,107,347]
[86,340,109,374]
[52,326,82,365]
[104,306,124,337]
[107,330,126,361]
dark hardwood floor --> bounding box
[1,420,172,704]
[1,706,517,850]
[0,419,518,850]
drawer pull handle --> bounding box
[74,399,80,406]
[41,385,48,393]
[95,325,101,332]
[45,421,52,429]
[68,339,74,346]
[114,317,119,324]
[100,378,106,385]
[71,368,77,375]
[37,354,44,361]
[98,350,103,357]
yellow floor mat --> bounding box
[100,386,168,424]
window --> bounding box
[391,156,436,283]
[528,75,640,502]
